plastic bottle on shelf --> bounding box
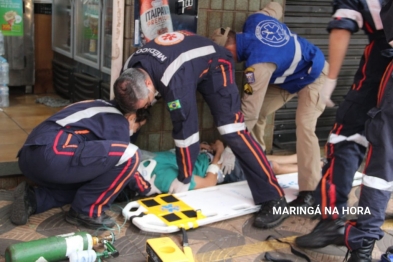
[0,56,9,86]
[0,85,9,107]
[0,30,4,56]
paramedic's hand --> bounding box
[146,175,161,196]
[320,78,336,107]
[218,147,236,175]
[169,178,190,194]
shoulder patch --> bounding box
[168,100,182,111]
[155,32,185,46]
[244,67,255,84]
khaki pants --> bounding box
[242,62,328,191]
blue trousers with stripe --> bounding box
[18,130,141,217]
[346,59,393,250]
[313,38,391,219]
[197,55,284,204]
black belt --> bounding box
[368,30,386,41]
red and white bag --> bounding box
[139,0,174,43]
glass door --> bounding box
[52,0,73,57]
[100,0,113,75]
[74,0,101,69]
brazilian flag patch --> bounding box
[168,100,181,111]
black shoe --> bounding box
[346,238,375,262]
[253,197,289,229]
[65,208,116,229]
[10,181,37,225]
[295,217,345,248]
[289,191,314,208]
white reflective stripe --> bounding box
[328,133,369,148]
[363,174,393,191]
[56,107,122,126]
[174,132,200,148]
[333,9,363,29]
[390,40,393,48]
[366,0,383,30]
[274,34,302,84]
[217,122,246,135]
[161,45,216,86]
[116,143,139,166]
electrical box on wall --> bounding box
[171,0,198,32]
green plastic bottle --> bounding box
[5,231,99,262]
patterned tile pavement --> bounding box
[0,185,393,261]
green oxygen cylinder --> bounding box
[4,231,99,262]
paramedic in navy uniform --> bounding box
[343,2,393,260]
[115,30,288,229]
[211,2,328,208]
[11,100,152,229]
[295,0,392,251]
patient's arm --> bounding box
[194,173,218,189]
[194,140,225,189]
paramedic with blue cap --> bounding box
[211,2,328,209]
[114,30,288,229]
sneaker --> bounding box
[65,208,116,229]
[346,238,375,262]
[289,191,314,208]
[295,217,345,248]
[10,181,37,225]
[253,197,289,229]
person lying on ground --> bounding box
[120,141,315,198]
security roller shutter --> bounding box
[273,0,368,151]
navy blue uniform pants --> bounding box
[313,38,392,218]
[197,55,284,204]
[346,59,393,250]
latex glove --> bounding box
[320,78,336,107]
[146,175,162,196]
[169,178,190,194]
[218,147,236,175]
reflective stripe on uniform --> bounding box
[274,34,302,84]
[363,174,393,191]
[161,46,216,86]
[56,107,122,127]
[116,143,139,166]
[333,9,363,28]
[366,0,383,30]
[328,133,369,148]
[217,122,246,135]
[174,132,199,148]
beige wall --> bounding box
[123,0,284,152]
